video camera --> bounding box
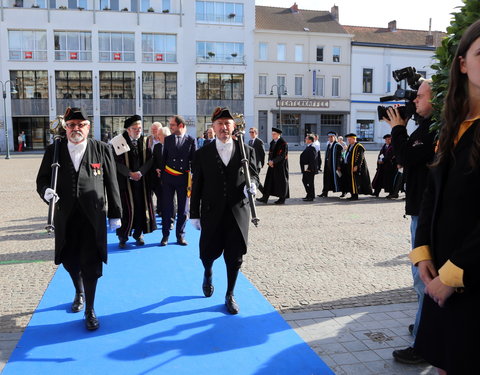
[377,67,424,121]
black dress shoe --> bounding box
[71,292,85,313]
[135,236,145,246]
[225,295,239,314]
[318,193,328,197]
[347,196,359,201]
[159,235,169,246]
[256,197,268,203]
[273,199,285,204]
[202,276,214,297]
[340,193,346,198]
[84,309,99,331]
[177,236,188,246]
[302,198,314,202]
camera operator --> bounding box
[382,79,436,365]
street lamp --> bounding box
[270,84,288,130]
[1,80,17,160]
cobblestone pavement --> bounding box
[0,150,420,373]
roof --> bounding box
[343,25,446,49]
[255,5,347,34]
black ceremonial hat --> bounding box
[383,133,392,139]
[272,127,283,134]
[211,107,234,122]
[345,133,357,138]
[124,114,142,128]
[327,131,337,136]
[64,107,88,121]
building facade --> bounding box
[0,0,254,151]
[345,21,445,146]
[254,4,352,148]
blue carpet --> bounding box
[3,222,334,375]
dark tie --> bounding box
[131,139,138,156]
[176,136,182,148]
[249,139,253,146]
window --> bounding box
[315,76,324,97]
[295,76,302,96]
[196,41,244,64]
[100,0,118,10]
[276,113,300,136]
[363,68,373,93]
[277,76,286,90]
[195,1,244,24]
[332,46,340,62]
[99,71,135,99]
[142,72,177,99]
[10,70,48,99]
[54,31,92,61]
[294,45,303,62]
[142,33,176,62]
[277,44,286,61]
[356,119,374,142]
[258,42,267,60]
[8,30,47,61]
[332,77,340,97]
[259,75,267,95]
[162,0,170,11]
[68,0,87,9]
[316,47,323,62]
[417,70,427,78]
[196,73,244,100]
[55,71,93,99]
[99,32,134,62]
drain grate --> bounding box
[364,332,393,342]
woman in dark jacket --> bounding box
[409,20,480,374]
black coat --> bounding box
[391,117,435,215]
[372,143,396,193]
[190,140,259,255]
[249,137,266,171]
[36,138,122,264]
[299,144,318,173]
[262,137,289,198]
[342,142,372,195]
[323,141,343,192]
[413,121,480,373]
[161,133,196,173]
[151,142,164,189]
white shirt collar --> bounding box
[67,140,87,172]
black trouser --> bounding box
[302,171,315,198]
[161,173,188,238]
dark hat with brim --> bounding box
[383,134,392,139]
[211,107,234,122]
[272,127,283,134]
[64,107,88,122]
[345,133,357,138]
[124,114,142,128]
[327,131,337,136]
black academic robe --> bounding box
[323,141,343,193]
[262,137,290,199]
[342,142,372,195]
[372,143,396,193]
[413,121,480,374]
[114,132,156,238]
[190,140,259,258]
[249,137,266,172]
[36,138,122,264]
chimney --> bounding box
[388,20,397,32]
[290,2,299,13]
[331,4,339,21]
[425,18,433,46]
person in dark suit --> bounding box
[319,131,344,197]
[256,127,289,204]
[203,127,215,145]
[36,107,122,330]
[247,127,266,173]
[159,115,196,246]
[111,115,157,249]
[190,107,259,314]
[300,134,318,201]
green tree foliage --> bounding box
[430,0,480,133]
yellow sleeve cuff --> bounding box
[409,245,432,265]
[438,260,464,287]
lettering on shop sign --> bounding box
[276,99,330,108]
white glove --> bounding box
[109,218,122,231]
[243,182,257,198]
[44,188,59,203]
[190,218,201,231]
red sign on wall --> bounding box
[70,52,78,60]
[24,51,33,59]
[155,53,163,61]
[113,53,121,60]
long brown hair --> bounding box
[434,19,480,168]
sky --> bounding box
[255,0,464,32]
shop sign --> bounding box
[276,99,330,108]
[24,51,33,59]
[155,53,163,61]
[70,52,78,60]
[113,53,121,60]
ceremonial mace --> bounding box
[233,113,260,227]
[45,115,66,234]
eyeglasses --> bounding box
[66,122,89,129]
[249,131,255,133]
